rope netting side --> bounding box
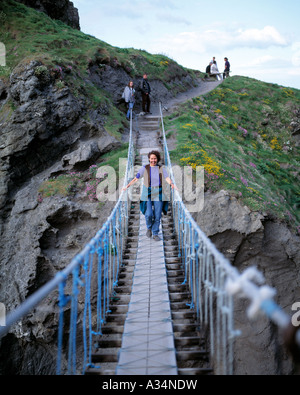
[158,102,298,375]
[0,111,135,375]
[54,111,136,374]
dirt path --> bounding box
[151,79,222,115]
[167,79,222,110]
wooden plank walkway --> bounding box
[116,115,178,375]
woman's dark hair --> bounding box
[148,150,161,163]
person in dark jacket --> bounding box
[206,62,212,74]
[141,73,151,113]
[224,57,230,79]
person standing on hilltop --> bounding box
[211,61,222,80]
[211,57,217,67]
[224,57,230,78]
[205,61,213,77]
[140,73,151,114]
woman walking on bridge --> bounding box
[123,150,176,241]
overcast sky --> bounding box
[72,0,300,89]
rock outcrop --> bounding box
[194,190,300,375]
[0,45,198,373]
[0,2,298,374]
[0,60,119,374]
[0,60,122,217]
[0,175,115,374]
[290,108,300,147]
[14,0,80,29]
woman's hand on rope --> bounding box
[123,177,138,191]
[171,183,179,191]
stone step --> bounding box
[97,338,123,348]
[106,314,127,323]
[85,367,116,376]
[169,292,190,302]
[174,337,205,348]
[172,311,195,321]
[92,349,119,363]
[114,286,132,295]
[173,323,200,333]
[101,324,125,335]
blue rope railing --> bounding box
[1,102,298,375]
[158,102,297,375]
[0,110,135,375]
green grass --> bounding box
[0,0,200,85]
[0,0,202,204]
[38,174,84,198]
[0,0,200,142]
[0,0,197,206]
[165,76,300,233]
[2,1,299,232]
[38,143,130,202]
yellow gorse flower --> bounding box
[180,148,223,176]
[282,88,294,97]
[160,60,169,66]
[270,137,281,150]
[182,123,194,129]
[201,115,210,124]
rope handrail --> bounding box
[0,111,136,375]
[158,102,298,374]
[1,99,298,375]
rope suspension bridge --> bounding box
[0,102,299,375]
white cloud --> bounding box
[150,31,204,56]
[151,25,289,56]
[156,13,191,26]
[236,26,288,47]
[72,0,300,90]
[246,55,288,69]
[250,55,275,66]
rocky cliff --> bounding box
[15,0,80,29]
[194,190,300,374]
[0,0,299,376]
[0,0,199,374]
[166,78,300,375]
[0,60,122,375]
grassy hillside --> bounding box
[165,77,300,233]
[0,0,200,201]
[0,0,200,90]
[1,1,299,232]
[0,0,201,143]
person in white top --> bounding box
[211,61,222,81]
